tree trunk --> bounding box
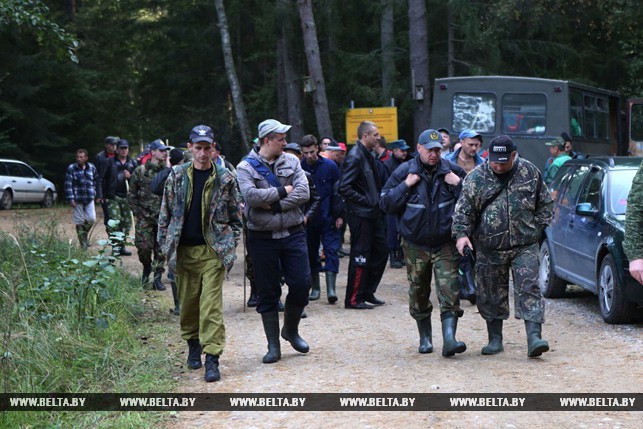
[381,0,395,105]
[277,0,304,141]
[214,0,252,153]
[408,0,431,141]
[297,0,333,138]
[447,3,455,77]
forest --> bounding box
[1,0,642,189]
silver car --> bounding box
[0,159,57,209]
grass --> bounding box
[0,218,179,428]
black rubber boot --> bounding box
[281,303,309,354]
[525,320,549,358]
[390,251,404,269]
[441,312,467,357]
[186,338,202,369]
[170,278,180,315]
[261,312,281,364]
[153,271,166,291]
[481,319,504,355]
[416,317,433,354]
[204,354,220,382]
[326,272,338,304]
[247,280,258,307]
[119,245,132,256]
[309,272,321,301]
[141,264,152,287]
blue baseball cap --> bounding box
[190,125,215,144]
[418,129,443,150]
[459,129,482,141]
[149,139,169,151]
[390,139,410,150]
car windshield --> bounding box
[608,169,638,215]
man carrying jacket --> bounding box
[453,135,553,358]
[158,125,243,382]
[237,119,311,364]
[380,129,467,357]
[339,120,388,309]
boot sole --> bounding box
[262,353,281,364]
[328,296,338,304]
[528,343,550,358]
[481,346,504,355]
[442,343,467,357]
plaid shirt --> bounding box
[64,162,97,203]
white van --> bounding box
[0,159,57,209]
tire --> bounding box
[538,240,567,298]
[598,254,636,324]
[0,189,12,210]
[41,190,54,208]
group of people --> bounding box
[64,119,560,384]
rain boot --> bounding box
[170,277,180,315]
[186,338,202,369]
[441,312,467,357]
[261,312,281,363]
[281,303,309,353]
[141,263,152,287]
[326,271,338,304]
[153,271,166,291]
[75,225,85,249]
[119,244,132,256]
[309,272,321,301]
[525,320,549,357]
[416,317,433,354]
[247,280,258,307]
[390,251,404,269]
[204,354,220,382]
[481,319,504,355]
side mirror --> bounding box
[576,202,598,216]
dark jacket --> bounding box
[97,156,137,200]
[380,157,465,249]
[150,167,172,196]
[301,156,341,227]
[303,171,320,223]
[339,141,383,219]
[383,155,408,178]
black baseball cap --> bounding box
[488,135,516,163]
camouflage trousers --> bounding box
[134,218,165,274]
[402,240,462,319]
[106,195,132,238]
[475,242,545,323]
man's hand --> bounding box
[124,170,131,179]
[456,236,473,256]
[335,217,344,229]
[96,198,103,204]
[445,171,461,186]
[404,173,421,188]
[284,185,294,194]
[629,258,643,285]
[69,201,76,208]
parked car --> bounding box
[0,159,57,210]
[539,156,643,323]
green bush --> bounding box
[0,220,177,427]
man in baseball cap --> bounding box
[380,128,467,356]
[488,135,517,165]
[257,119,292,139]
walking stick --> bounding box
[243,229,247,313]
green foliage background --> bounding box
[1,0,642,190]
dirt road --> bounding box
[2,207,641,428]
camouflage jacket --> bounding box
[452,158,553,251]
[157,161,243,273]
[127,160,165,222]
[624,162,643,261]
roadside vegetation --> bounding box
[0,218,177,428]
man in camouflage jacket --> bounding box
[128,139,170,290]
[452,135,553,358]
[624,161,643,286]
[157,125,243,382]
